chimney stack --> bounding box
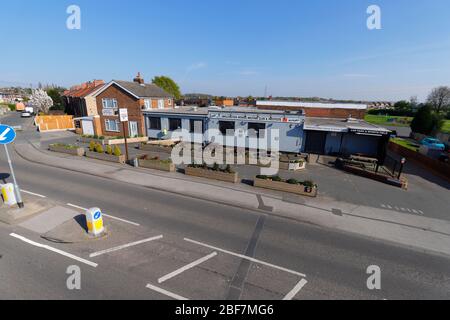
[133,72,144,85]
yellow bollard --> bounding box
[85,207,104,236]
[1,183,17,206]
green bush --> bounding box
[113,146,122,156]
[89,141,96,152]
[212,162,220,171]
[225,164,233,173]
[287,178,299,185]
[106,145,113,155]
[303,180,315,188]
[95,143,104,153]
[271,176,282,182]
[8,104,16,111]
[256,175,268,180]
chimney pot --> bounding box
[133,72,144,84]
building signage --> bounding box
[209,112,302,124]
[119,108,129,122]
[102,109,116,116]
[349,128,389,136]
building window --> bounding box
[158,99,165,109]
[102,98,118,109]
[248,122,266,138]
[105,119,120,132]
[190,119,204,133]
[148,117,161,130]
[219,121,235,135]
[144,99,152,110]
[169,118,182,131]
[168,99,172,106]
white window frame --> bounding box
[144,99,152,110]
[168,99,172,106]
[102,98,118,109]
[105,119,120,132]
[158,99,165,109]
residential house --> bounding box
[63,80,105,136]
[93,73,173,138]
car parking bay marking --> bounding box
[66,203,140,226]
[21,190,46,198]
[146,283,189,300]
[89,235,163,258]
[283,279,308,300]
[10,233,98,268]
[184,238,306,278]
[158,252,218,284]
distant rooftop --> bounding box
[257,100,368,110]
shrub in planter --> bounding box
[95,144,104,153]
[271,176,282,182]
[89,141,96,152]
[113,146,122,156]
[106,145,113,155]
[287,178,299,185]
[256,175,268,180]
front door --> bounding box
[128,121,138,137]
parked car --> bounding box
[24,106,34,114]
[420,137,445,150]
[21,111,32,118]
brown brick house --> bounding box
[93,73,173,137]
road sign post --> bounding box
[119,108,129,163]
[0,124,24,208]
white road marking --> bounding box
[158,252,218,284]
[90,235,163,258]
[283,278,308,300]
[21,190,46,198]
[146,283,189,300]
[66,203,140,226]
[10,233,98,268]
[184,238,306,278]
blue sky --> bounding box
[1,0,450,101]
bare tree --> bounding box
[427,86,450,113]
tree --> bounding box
[410,105,434,135]
[30,89,53,114]
[427,86,450,113]
[46,88,64,110]
[152,76,181,100]
[393,100,411,112]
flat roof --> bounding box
[144,106,304,116]
[257,100,368,110]
[144,106,209,116]
[304,117,391,134]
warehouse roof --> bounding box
[257,100,368,110]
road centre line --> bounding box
[21,190,46,198]
[184,238,306,278]
[283,279,308,300]
[158,252,218,284]
[66,203,140,226]
[90,235,163,258]
[146,283,189,300]
[10,233,98,268]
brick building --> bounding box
[256,100,367,119]
[93,73,173,137]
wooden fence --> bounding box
[35,115,75,132]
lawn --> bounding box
[441,120,450,134]
[365,115,412,127]
[390,138,419,152]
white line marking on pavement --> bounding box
[146,283,189,300]
[10,233,98,268]
[158,252,218,284]
[21,190,46,198]
[66,203,140,226]
[283,279,308,300]
[184,238,306,278]
[90,235,163,258]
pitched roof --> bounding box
[63,80,105,98]
[113,80,173,98]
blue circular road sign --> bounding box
[0,125,16,145]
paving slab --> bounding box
[19,206,79,234]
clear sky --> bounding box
[1,0,450,101]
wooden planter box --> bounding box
[185,166,239,183]
[77,137,105,145]
[279,161,306,171]
[139,144,174,154]
[254,177,317,197]
[107,136,148,145]
[49,145,85,156]
[138,158,175,172]
[85,151,126,164]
